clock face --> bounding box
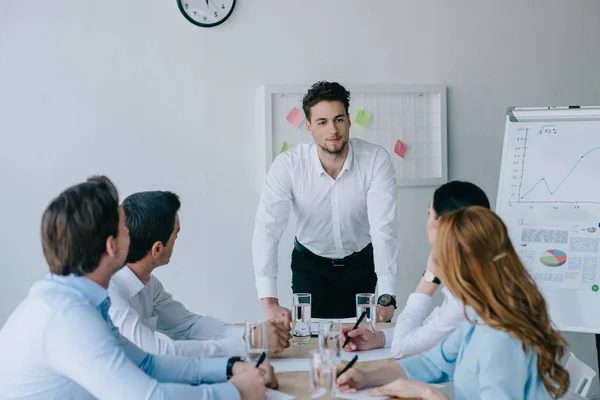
[177,0,236,28]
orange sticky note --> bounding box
[394,139,408,158]
[286,107,304,128]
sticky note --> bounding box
[354,109,373,128]
[286,107,304,128]
[280,142,293,153]
[394,139,408,158]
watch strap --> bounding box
[226,356,243,379]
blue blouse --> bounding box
[400,314,553,399]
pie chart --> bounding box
[540,249,567,267]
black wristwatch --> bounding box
[377,294,397,309]
[226,356,243,379]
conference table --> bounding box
[269,322,408,400]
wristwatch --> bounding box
[377,294,397,309]
[226,356,243,379]
[422,270,441,284]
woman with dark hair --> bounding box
[342,181,490,358]
[337,207,569,399]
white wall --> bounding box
[2,0,600,395]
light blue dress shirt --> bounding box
[400,313,553,399]
[0,273,240,399]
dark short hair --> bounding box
[302,81,350,121]
[433,180,490,216]
[123,191,180,264]
[41,176,120,276]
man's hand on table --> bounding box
[341,326,386,351]
[267,317,291,353]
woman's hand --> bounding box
[336,367,368,392]
[369,378,448,400]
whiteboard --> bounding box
[255,84,447,189]
[496,106,600,333]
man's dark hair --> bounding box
[123,191,181,264]
[433,180,490,216]
[41,175,120,276]
[302,81,351,121]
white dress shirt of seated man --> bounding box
[109,190,291,358]
[0,176,275,400]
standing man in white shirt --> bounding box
[253,81,400,320]
[109,190,291,357]
[0,176,275,399]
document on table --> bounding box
[267,388,296,400]
[310,317,356,332]
[335,388,388,399]
[269,357,311,373]
[341,347,393,362]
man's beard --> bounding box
[319,138,348,155]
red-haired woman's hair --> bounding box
[434,206,569,398]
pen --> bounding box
[336,355,358,378]
[342,310,367,349]
[255,351,267,368]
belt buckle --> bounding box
[331,259,345,268]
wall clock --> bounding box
[177,0,236,28]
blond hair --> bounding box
[434,206,569,398]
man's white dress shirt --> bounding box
[253,138,400,299]
[0,273,239,399]
[109,266,245,357]
[380,286,465,359]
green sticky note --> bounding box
[280,142,293,153]
[355,109,373,128]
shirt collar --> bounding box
[311,140,354,177]
[47,273,108,308]
[112,266,145,298]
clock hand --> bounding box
[205,0,209,8]
[208,0,221,10]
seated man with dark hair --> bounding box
[109,190,291,357]
[0,176,275,400]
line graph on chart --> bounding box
[510,124,600,205]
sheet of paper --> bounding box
[310,317,356,332]
[354,109,373,128]
[286,107,305,128]
[267,388,296,400]
[341,347,393,362]
[335,388,388,400]
[393,139,408,158]
[270,357,311,373]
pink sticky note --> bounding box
[286,107,305,128]
[394,139,408,158]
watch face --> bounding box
[177,0,236,27]
[378,294,392,306]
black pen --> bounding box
[342,310,367,349]
[255,351,267,368]
[336,355,359,378]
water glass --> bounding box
[245,321,267,364]
[292,293,311,345]
[318,320,341,362]
[355,293,376,330]
[309,350,336,399]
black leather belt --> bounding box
[293,238,373,268]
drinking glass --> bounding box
[292,293,311,345]
[355,293,376,330]
[309,350,336,399]
[245,321,267,364]
[318,320,341,363]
